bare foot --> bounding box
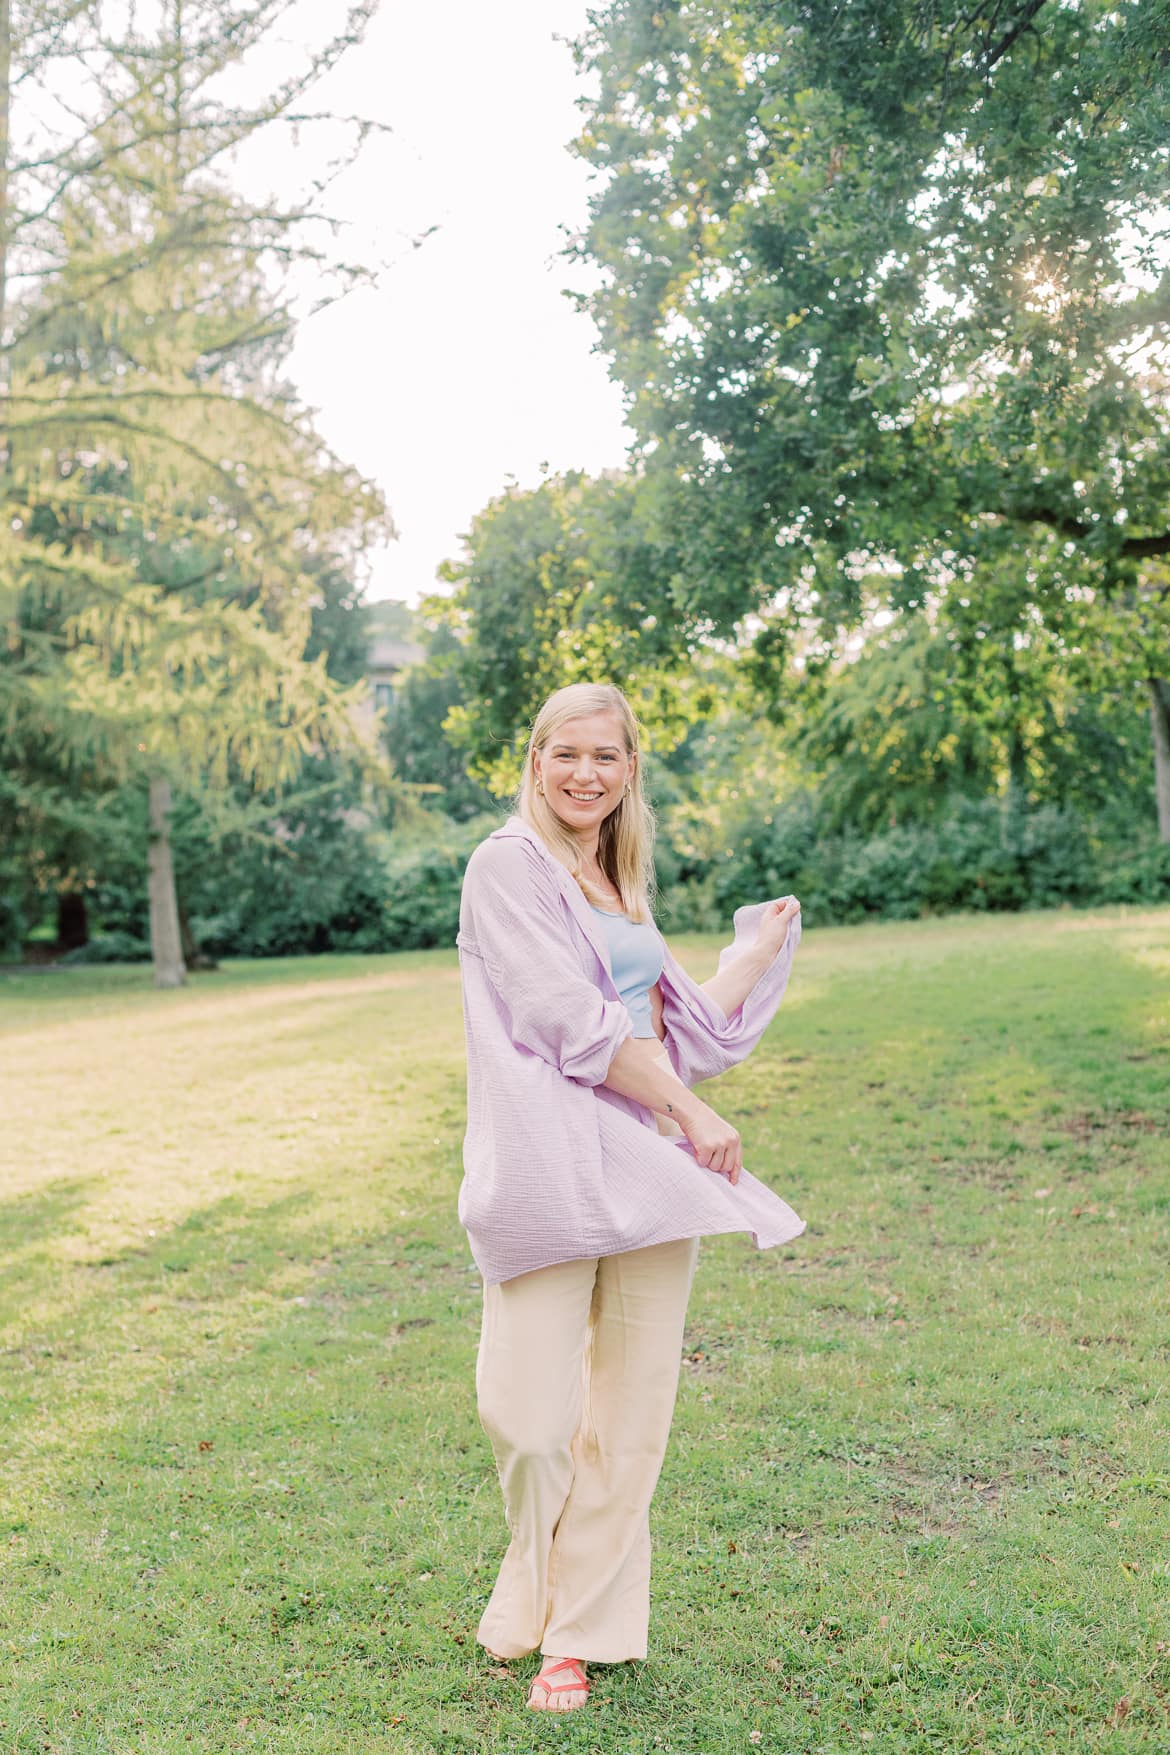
[527,1655,589,1712]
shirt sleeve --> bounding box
[457,837,634,1086]
[657,903,801,1087]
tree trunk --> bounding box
[1150,677,1170,844]
[56,889,88,952]
[148,775,186,987]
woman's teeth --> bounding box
[567,790,602,801]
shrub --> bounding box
[659,794,1168,929]
[381,814,503,950]
[58,930,150,964]
[185,810,502,958]
[1097,840,1170,904]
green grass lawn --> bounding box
[1,907,1168,1755]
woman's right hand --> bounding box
[681,1101,743,1186]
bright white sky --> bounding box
[264,0,635,606]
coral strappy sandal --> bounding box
[527,1657,590,1709]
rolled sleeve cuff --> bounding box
[558,1001,636,1086]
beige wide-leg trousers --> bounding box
[475,1228,700,1663]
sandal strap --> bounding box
[531,1658,589,1693]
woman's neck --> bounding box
[570,830,601,870]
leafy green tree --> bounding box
[437,469,721,792]
[0,0,391,982]
[796,603,1149,835]
[572,0,1170,831]
[382,620,497,821]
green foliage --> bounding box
[383,623,497,821]
[797,606,1154,834]
[437,471,708,791]
[3,155,387,793]
[190,826,397,960]
[379,814,504,949]
[58,929,151,966]
[108,802,501,959]
[570,0,1170,787]
[303,563,375,689]
[0,0,390,967]
[659,793,1170,931]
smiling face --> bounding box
[532,710,636,838]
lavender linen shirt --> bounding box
[455,816,806,1284]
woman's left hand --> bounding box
[757,896,801,960]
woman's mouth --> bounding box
[565,789,603,803]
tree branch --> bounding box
[1008,501,1170,560]
[1120,530,1170,561]
[980,0,1050,74]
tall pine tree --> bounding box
[0,1,391,982]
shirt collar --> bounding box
[491,815,624,979]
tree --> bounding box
[437,469,715,793]
[0,0,392,981]
[795,600,1149,834]
[572,0,1170,831]
[382,619,497,821]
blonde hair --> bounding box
[517,682,656,923]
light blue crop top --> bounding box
[588,906,664,1039]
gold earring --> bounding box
[624,785,631,798]
[536,780,544,796]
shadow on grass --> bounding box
[0,1179,93,1255]
[0,1176,497,1749]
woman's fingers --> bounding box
[683,1104,743,1181]
[759,896,801,957]
[709,1130,742,1182]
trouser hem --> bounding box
[476,1630,539,1661]
[539,1642,648,1665]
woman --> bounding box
[456,682,804,1713]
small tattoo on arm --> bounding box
[666,1101,674,1113]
